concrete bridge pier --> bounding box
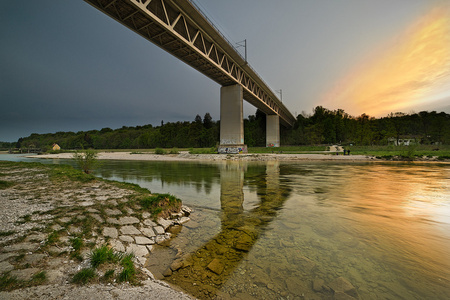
[266,115,280,147]
[218,85,247,154]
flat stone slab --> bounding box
[109,239,125,252]
[104,208,122,216]
[157,218,173,230]
[119,235,134,243]
[102,227,118,239]
[0,253,16,262]
[140,227,156,237]
[3,243,38,252]
[153,226,165,235]
[126,244,148,257]
[106,218,120,225]
[178,217,190,224]
[120,225,141,235]
[119,216,140,225]
[143,219,157,227]
[23,254,46,265]
[90,214,104,223]
[135,236,155,245]
[10,268,40,281]
[0,261,14,273]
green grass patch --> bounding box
[89,245,123,268]
[30,271,46,285]
[139,193,181,219]
[48,164,95,183]
[117,253,136,283]
[0,274,19,291]
[0,180,14,189]
[188,147,217,154]
[72,268,96,285]
[46,231,59,245]
[0,230,15,237]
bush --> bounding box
[73,149,100,174]
[169,148,179,154]
[155,148,166,155]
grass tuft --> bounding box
[89,245,122,268]
[72,268,96,284]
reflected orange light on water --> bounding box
[322,3,450,117]
[339,165,450,286]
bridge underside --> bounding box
[84,0,296,150]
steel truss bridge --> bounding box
[84,0,296,127]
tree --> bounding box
[203,112,213,129]
[73,149,100,174]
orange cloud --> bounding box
[321,3,450,117]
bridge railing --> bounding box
[186,0,289,113]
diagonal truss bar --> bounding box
[84,0,296,127]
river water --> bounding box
[2,155,450,299]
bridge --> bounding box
[84,0,296,152]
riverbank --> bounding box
[28,151,377,162]
[0,161,194,299]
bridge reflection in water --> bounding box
[147,161,291,298]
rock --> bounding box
[3,242,38,252]
[178,217,190,224]
[142,212,151,219]
[312,278,325,292]
[23,254,46,266]
[135,236,155,245]
[143,219,157,227]
[153,226,165,235]
[105,208,121,216]
[90,214,104,223]
[0,253,16,262]
[119,235,134,243]
[207,258,224,275]
[181,205,192,215]
[146,245,154,253]
[10,268,40,281]
[118,216,140,225]
[170,259,184,271]
[286,277,304,296]
[0,261,14,272]
[140,227,156,237]
[163,268,173,277]
[109,239,125,252]
[155,236,167,245]
[120,225,141,235]
[329,277,358,298]
[157,218,173,230]
[126,244,149,257]
[102,227,118,239]
[106,218,120,225]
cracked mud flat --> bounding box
[0,161,194,299]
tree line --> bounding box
[5,107,450,151]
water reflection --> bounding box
[155,161,291,298]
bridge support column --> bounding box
[218,85,247,154]
[266,115,280,147]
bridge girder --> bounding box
[84,0,296,127]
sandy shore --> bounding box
[27,151,377,162]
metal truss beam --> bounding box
[84,0,296,127]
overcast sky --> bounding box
[1,0,449,142]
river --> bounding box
[2,154,449,299]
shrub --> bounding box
[155,148,166,155]
[73,149,100,174]
[169,148,179,154]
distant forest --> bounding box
[2,107,450,151]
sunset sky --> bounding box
[1,0,449,142]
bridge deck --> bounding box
[84,0,296,127]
